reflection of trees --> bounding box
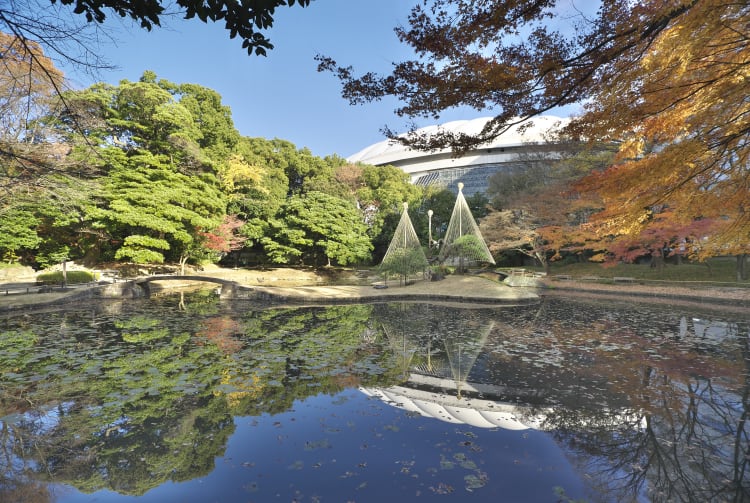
[0,422,52,503]
[0,297,414,498]
[233,304,401,416]
[0,302,236,497]
[415,295,750,501]
[372,302,497,397]
[3,292,749,502]
[376,303,433,378]
[537,310,750,502]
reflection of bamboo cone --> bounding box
[427,339,432,372]
[443,322,494,400]
[456,345,462,399]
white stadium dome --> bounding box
[347,115,569,196]
[360,385,548,430]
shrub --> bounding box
[36,270,99,285]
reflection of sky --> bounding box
[50,389,587,502]
[681,316,740,343]
[2,401,74,434]
[5,296,749,502]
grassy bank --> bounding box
[519,257,748,287]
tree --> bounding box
[603,208,719,269]
[379,247,429,284]
[465,191,489,219]
[480,208,549,270]
[0,207,42,262]
[263,191,372,266]
[442,234,489,273]
[0,171,98,268]
[0,0,312,199]
[161,78,241,158]
[378,203,428,284]
[352,163,423,260]
[0,32,80,202]
[318,1,750,258]
[200,214,247,256]
[220,137,289,250]
[92,150,226,266]
[481,144,612,267]
[50,76,229,266]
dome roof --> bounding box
[347,115,569,166]
[360,386,547,430]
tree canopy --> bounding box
[319,1,750,257]
[0,68,417,269]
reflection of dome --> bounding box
[360,385,547,430]
[347,116,569,196]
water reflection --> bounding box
[360,300,750,502]
[0,293,748,502]
[364,303,545,431]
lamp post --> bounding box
[427,209,433,249]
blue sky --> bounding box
[61,1,582,159]
[60,1,439,158]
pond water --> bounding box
[1,291,748,502]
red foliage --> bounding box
[200,214,247,253]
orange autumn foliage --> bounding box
[323,1,749,260]
[570,1,750,258]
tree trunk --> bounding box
[650,249,664,271]
[738,254,748,281]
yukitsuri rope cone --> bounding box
[438,183,495,271]
[380,202,429,285]
[441,320,495,398]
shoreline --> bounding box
[1,273,748,314]
[538,278,749,313]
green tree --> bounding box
[92,150,226,266]
[217,137,290,263]
[379,247,429,285]
[0,207,41,262]
[47,76,232,267]
[0,32,101,268]
[353,164,423,259]
[264,191,372,266]
[234,304,399,416]
[442,234,488,273]
[0,174,98,267]
[157,76,241,159]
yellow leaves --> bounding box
[215,367,265,409]
[642,24,684,72]
[593,210,651,239]
[0,31,66,144]
[616,137,645,161]
[218,154,265,194]
[0,32,65,88]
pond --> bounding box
[1,291,748,502]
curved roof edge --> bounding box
[347,115,569,166]
[360,385,548,430]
